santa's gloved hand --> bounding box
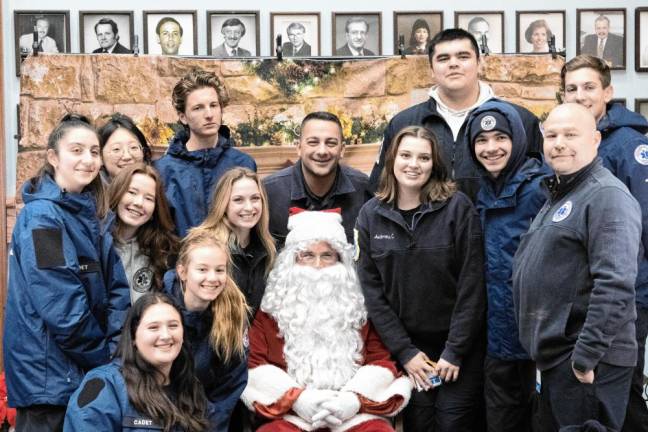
[292,389,337,422]
[312,408,342,428]
[319,391,361,422]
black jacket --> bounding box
[231,232,269,318]
[263,161,372,247]
[355,193,486,366]
[368,97,543,201]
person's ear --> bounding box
[603,84,614,104]
[46,148,59,170]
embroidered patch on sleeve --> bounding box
[32,228,65,269]
[77,378,105,408]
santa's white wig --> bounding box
[261,210,367,389]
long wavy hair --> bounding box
[177,230,249,363]
[116,293,208,432]
[376,125,456,205]
[196,167,276,276]
[107,164,179,290]
[31,113,107,215]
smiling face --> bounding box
[297,118,344,185]
[135,302,183,379]
[226,177,262,236]
[393,135,433,193]
[117,173,156,240]
[96,23,117,50]
[474,130,512,178]
[157,21,182,55]
[102,128,145,178]
[178,87,222,139]
[48,127,101,193]
[415,28,429,46]
[532,27,547,51]
[542,104,601,175]
[288,28,305,48]
[563,67,613,123]
[595,18,609,39]
[430,38,480,95]
[178,244,228,312]
[222,25,243,48]
[36,19,49,40]
[346,21,368,50]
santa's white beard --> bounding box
[262,262,367,390]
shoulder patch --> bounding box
[32,228,65,268]
[77,377,105,408]
[552,200,573,222]
[634,144,648,166]
[133,268,154,293]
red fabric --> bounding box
[253,387,304,419]
[0,373,16,427]
[257,419,395,432]
[248,311,402,417]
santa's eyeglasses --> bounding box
[295,250,339,265]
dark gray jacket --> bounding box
[512,160,641,371]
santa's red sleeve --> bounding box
[343,321,412,416]
[241,311,303,418]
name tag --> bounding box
[78,257,101,273]
[122,416,162,429]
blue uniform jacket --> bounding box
[154,126,257,237]
[163,270,248,432]
[3,175,130,407]
[64,362,183,431]
[466,101,550,360]
[597,103,648,308]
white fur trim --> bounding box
[284,413,389,432]
[241,365,301,410]
[342,365,413,415]
[286,211,347,248]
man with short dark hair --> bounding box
[155,17,183,55]
[581,15,624,67]
[562,54,648,432]
[368,28,542,202]
[263,112,372,247]
[93,18,131,54]
[212,18,251,57]
[335,17,375,56]
[281,22,311,57]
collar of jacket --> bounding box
[289,160,356,201]
[231,230,268,267]
[544,158,601,201]
[166,269,213,332]
[375,198,449,231]
[166,125,233,165]
[479,158,548,209]
[22,173,98,218]
[598,102,648,136]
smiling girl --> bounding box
[4,114,130,431]
[107,164,179,303]
[164,230,249,432]
[98,113,152,182]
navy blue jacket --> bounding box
[64,362,184,431]
[163,271,247,432]
[368,96,543,201]
[466,101,550,360]
[154,126,257,237]
[4,175,130,407]
[355,193,486,366]
[597,103,648,308]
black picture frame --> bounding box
[636,7,648,72]
[455,11,505,54]
[393,11,443,55]
[143,10,197,55]
[14,10,70,76]
[79,11,134,54]
[515,10,566,54]
[636,99,648,119]
[332,12,382,57]
[576,8,626,70]
[207,10,260,57]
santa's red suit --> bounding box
[241,311,412,432]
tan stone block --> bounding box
[227,76,285,104]
[155,101,179,124]
[342,60,386,98]
[21,100,80,150]
[491,83,522,98]
[16,151,46,195]
[222,104,260,127]
[157,57,221,78]
[18,99,30,148]
[385,61,410,95]
[480,56,513,82]
[113,104,157,122]
[21,55,82,99]
[220,60,253,77]
[95,56,159,104]
[520,86,560,101]
[80,56,96,102]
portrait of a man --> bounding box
[579,12,625,68]
[271,13,320,57]
[282,23,310,56]
[93,18,131,54]
[144,11,197,55]
[18,16,59,54]
[208,11,259,57]
[14,10,69,75]
[80,12,133,54]
[333,14,381,57]
[212,18,251,57]
[455,12,504,53]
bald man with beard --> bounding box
[512,103,642,431]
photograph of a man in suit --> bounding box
[468,16,490,52]
[581,15,624,67]
[212,18,251,57]
[335,17,375,56]
[93,18,131,54]
[19,16,59,54]
[156,16,183,55]
[282,22,311,57]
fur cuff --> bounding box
[342,365,412,414]
[241,364,301,410]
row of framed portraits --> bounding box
[14,8,648,74]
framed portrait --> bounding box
[208,10,259,57]
[14,10,70,76]
[516,11,565,54]
[393,11,443,55]
[79,11,134,54]
[271,13,320,57]
[455,11,504,54]
[636,8,648,72]
[576,9,626,70]
[636,99,648,120]
[143,10,197,55]
[332,12,382,57]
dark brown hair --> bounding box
[560,54,611,92]
[172,68,228,114]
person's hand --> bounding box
[404,351,436,391]
[436,358,460,382]
[317,391,360,423]
[292,389,337,422]
[572,366,595,384]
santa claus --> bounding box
[241,209,412,432]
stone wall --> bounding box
[17,53,563,196]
